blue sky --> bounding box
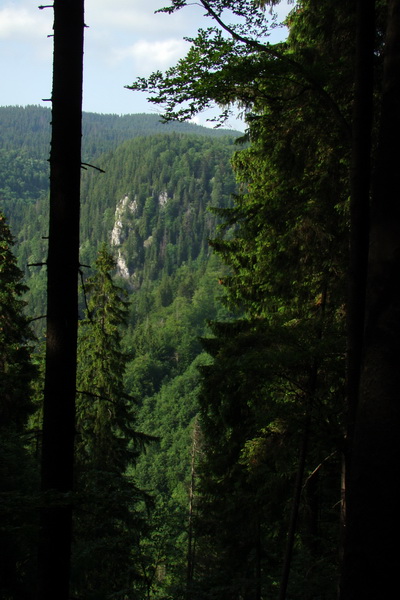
[0,0,291,129]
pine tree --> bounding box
[195,313,343,599]
[0,213,36,426]
[73,245,150,599]
[0,212,38,599]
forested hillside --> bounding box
[0,105,239,237]
[1,105,239,328]
[1,104,239,599]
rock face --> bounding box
[102,135,237,287]
[158,191,168,207]
[110,191,171,280]
[111,195,137,246]
[116,249,130,279]
[110,195,138,279]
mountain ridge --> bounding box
[0,104,243,159]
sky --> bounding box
[0,0,291,129]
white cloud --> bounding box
[0,4,51,40]
[189,115,201,125]
[110,38,190,72]
[85,0,193,37]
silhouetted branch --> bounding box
[81,162,105,173]
[79,268,93,323]
[28,315,47,323]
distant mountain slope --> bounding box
[1,108,239,333]
[0,105,242,161]
[0,104,240,597]
[1,105,241,235]
[13,131,237,323]
[79,132,238,274]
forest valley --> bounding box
[1,1,400,599]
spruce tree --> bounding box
[0,212,37,599]
[0,213,36,426]
[73,245,149,599]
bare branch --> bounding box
[81,162,106,173]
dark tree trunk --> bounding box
[340,1,400,597]
[37,2,84,599]
[279,285,327,600]
[340,0,375,578]
[278,413,310,600]
[345,0,375,453]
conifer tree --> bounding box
[0,212,37,599]
[73,245,149,599]
[129,2,352,597]
[0,213,36,427]
[130,0,400,594]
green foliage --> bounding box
[0,5,356,594]
[0,107,239,339]
[73,246,151,599]
[128,0,284,124]
[1,1,396,597]
[129,1,357,598]
[195,315,343,598]
[5,90,352,597]
[0,105,240,162]
[0,212,36,427]
[125,252,231,598]
[0,212,38,599]
[0,149,48,205]
[0,432,39,600]
[79,132,238,271]
[133,355,213,600]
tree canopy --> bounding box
[129,0,400,597]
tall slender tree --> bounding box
[345,0,375,447]
[0,213,36,428]
[73,245,151,599]
[37,2,85,599]
[340,1,400,597]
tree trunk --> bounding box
[340,0,375,578]
[37,2,84,599]
[340,1,400,597]
[278,413,310,600]
[345,0,375,453]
